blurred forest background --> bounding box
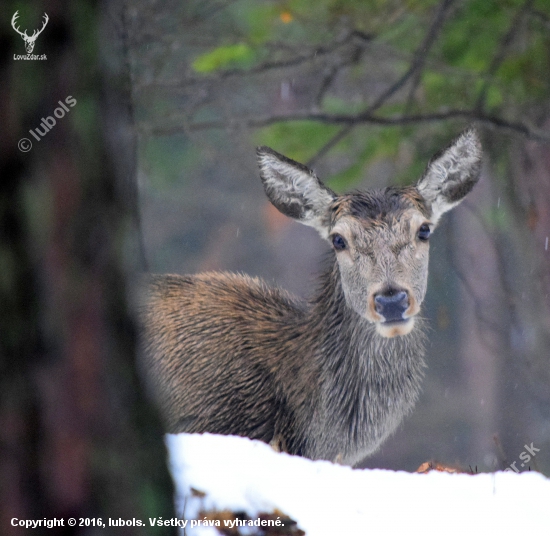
[1,0,550,533]
[130,0,550,475]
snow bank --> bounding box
[167,433,550,535]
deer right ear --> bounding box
[416,129,482,225]
[257,147,336,238]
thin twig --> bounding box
[141,30,372,91]
[306,124,355,167]
[309,0,457,166]
[404,0,457,113]
[529,8,550,31]
[190,0,240,25]
[475,0,535,111]
[313,35,368,108]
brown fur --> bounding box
[139,131,482,465]
[140,273,312,446]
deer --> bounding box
[11,11,49,54]
[139,129,482,466]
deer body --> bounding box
[140,130,481,465]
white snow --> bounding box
[167,433,550,535]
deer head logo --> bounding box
[12,11,49,54]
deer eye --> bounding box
[332,234,347,251]
[418,224,431,241]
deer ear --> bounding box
[257,146,336,238]
[417,129,482,225]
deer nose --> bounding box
[374,289,409,322]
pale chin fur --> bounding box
[375,317,415,338]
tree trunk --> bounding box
[0,1,173,533]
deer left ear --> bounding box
[257,146,336,239]
[417,129,482,225]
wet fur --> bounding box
[140,265,426,466]
[139,129,481,465]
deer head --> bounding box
[257,129,482,338]
[12,11,49,54]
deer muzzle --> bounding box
[372,287,418,338]
[374,290,409,322]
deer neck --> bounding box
[305,260,427,463]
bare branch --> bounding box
[314,65,340,108]
[309,0,457,167]
[475,0,535,111]
[404,0,457,112]
[147,109,550,142]
[306,124,354,167]
[190,0,240,25]
[140,30,373,91]
[529,8,550,31]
